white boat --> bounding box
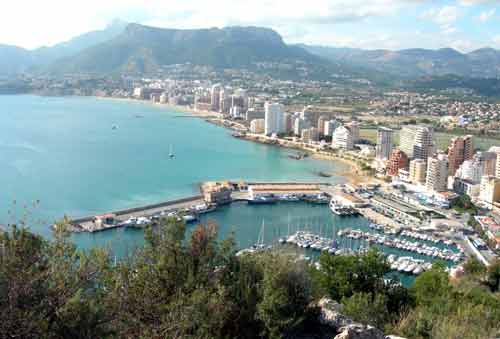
[405,263,417,273]
[193,203,216,214]
[182,215,197,223]
[329,199,357,216]
[248,196,277,205]
[169,144,175,158]
[413,266,424,275]
[398,262,409,272]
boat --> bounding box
[248,196,277,205]
[279,194,300,202]
[182,215,198,223]
[329,199,357,216]
[251,220,268,251]
[405,263,417,273]
[318,171,332,178]
[413,266,424,275]
[303,194,330,204]
[112,125,118,130]
[169,144,175,158]
[192,203,217,214]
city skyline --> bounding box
[1,0,500,52]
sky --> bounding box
[1,0,499,52]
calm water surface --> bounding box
[0,95,348,242]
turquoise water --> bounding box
[1,95,457,286]
[0,95,349,244]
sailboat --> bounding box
[169,144,175,159]
[253,220,266,250]
[279,214,291,244]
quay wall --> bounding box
[71,195,203,224]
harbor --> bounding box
[62,181,334,233]
[56,178,477,287]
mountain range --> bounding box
[48,23,325,75]
[1,21,500,82]
[300,45,500,79]
[0,19,128,75]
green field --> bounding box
[360,129,499,151]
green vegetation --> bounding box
[1,220,499,338]
[393,262,500,338]
[450,194,478,214]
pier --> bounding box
[66,195,204,233]
[63,181,335,233]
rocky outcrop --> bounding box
[318,298,353,329]
[317,298,406,339]
[334,324,385,339]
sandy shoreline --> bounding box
[96,95,373,185]
[95,96,221,118]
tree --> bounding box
[451,195,478,214]
[463,257,487,277]
[257,254,312,338]
[487,260,500,292]
[0,223,113,338]
[313,248,389,301]
[411,266,452,308]
[342,292,389,329]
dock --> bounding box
[61,181,336,233]
[66,195,204,233]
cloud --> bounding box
[459,0,500,5]
[477,8,496,22]
[442,26,458,35]
[0,0,496,52]
[421,6,461,26]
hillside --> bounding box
[301,44,500,78]
[0,44,35,75]
[46,24,329,75]
[0,20,127,76]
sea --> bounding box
[0,95,347,242]
[0,95,456,285]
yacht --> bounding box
[329,199,357,216]
[192,203,216,214]
[182,215,198,223]
[248,196,277,205]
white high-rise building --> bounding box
[479,176,500,209]
[477,152,497,177]
[497,155,500,179]
[324,120,339,137]
[346,121,360,143]
[375,127,394,160]
[409,159,427,184]
[400,125,435,160]
[332,126,354,150]
[426,153,449,192]
[264,102,285,136]
[456,151,496,183]
[210,84,222,111]
[250,119,265,134]
[294,117,309,136]
[457,159,483,183]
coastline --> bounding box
[94,96,378,185]
[84,95,375,185]
[235,133,375,185]
[95,96,221,118]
